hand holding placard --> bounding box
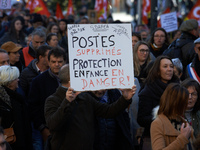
[120,85,137,100]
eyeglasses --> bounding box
[139,49,149,54]
[154,35,165,38]
[189,92,198,98]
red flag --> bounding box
[142,0,151,24]
[67,0,74,16]
[56,3,64,20]
[184,0,200,27]
[95,0,108,22]
[157,7,171,27]
[26,0,50,17]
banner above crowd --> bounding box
[184,0,200,27]
[26,0,50,17]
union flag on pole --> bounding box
[95,0,108,22]
[184,0,200,26]
[56,3,64,20]
[142,0,151,24]
[26,0,50,17]
[67,0,74,16]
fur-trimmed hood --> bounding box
[152,105,159,120]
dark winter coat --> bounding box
[137,79,175,137]
[0,86,32,150]
[20,59,40,98]
[45,86,132,150]
[28,69,60,131]
[175,32,197,69]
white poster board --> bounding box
[68,24,134,91]
[161,12,178,33]
[0,0,11,9]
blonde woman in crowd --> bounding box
[133,41,151,85]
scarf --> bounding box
[0,86,11,107]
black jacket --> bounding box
[0,86,32,150]
[45,86,132,150]
[28,69,60,131]
[20,59,40,98]
[175,32,196,70]
[137,79,173,137]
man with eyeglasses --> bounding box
[186,37,200,83]
[20,29,46,67]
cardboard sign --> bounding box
[0,0,11,9]
[68,24,134,91]
[161,12,178,33]
[87,10,98,23]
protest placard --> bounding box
[161,12,178,33]
[0,0,11,9]
[68,24,134,91]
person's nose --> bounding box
[189,93,192,99]
[167,66,172,71]
[38,43,42,47]
[55,62,59,66]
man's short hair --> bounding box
[0,49,8,54]
[36,45,52,60]
[32,29,46,40]
[59,64,70,84]
[48,47,66,61]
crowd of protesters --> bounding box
[0,1,200,150]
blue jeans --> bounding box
[31,123,43,150]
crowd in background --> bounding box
[0,1,200,150]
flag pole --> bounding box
[150,0,158,34]
[137,0,142,25]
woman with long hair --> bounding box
[133,41,151,85]
[0,17,26,47]
[46,22,61,40]
[151,83,193,150]
[137,55,178,150]
[58,19,68,38]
